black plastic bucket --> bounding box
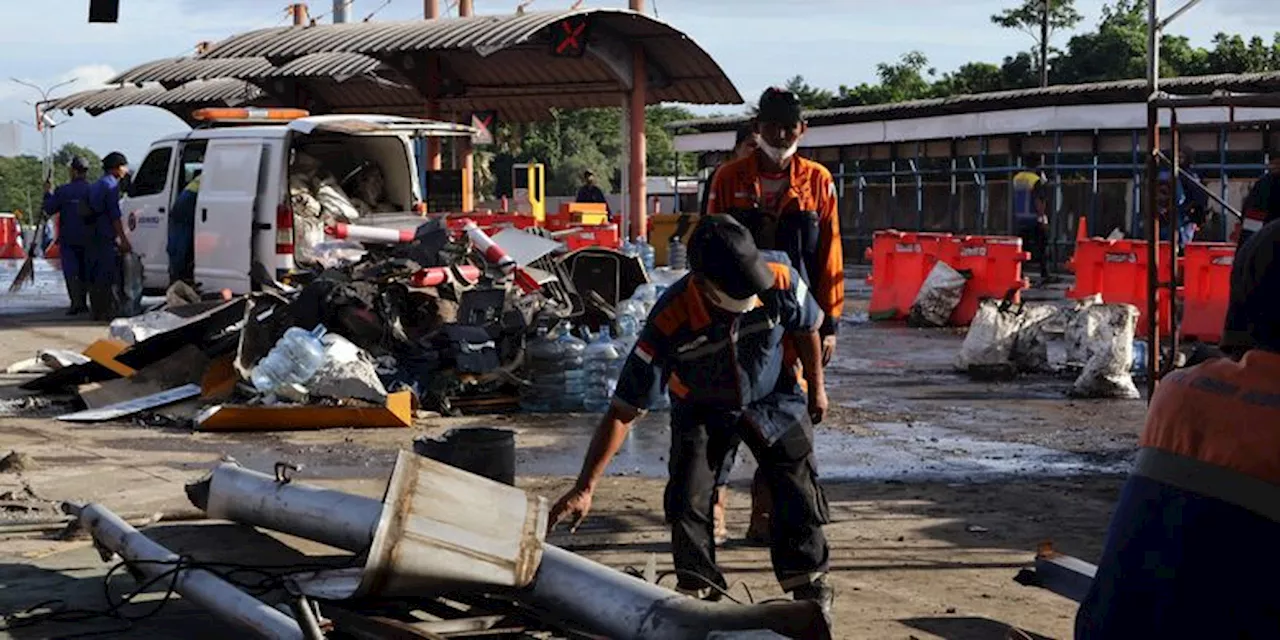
[413,427,516,486]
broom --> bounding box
[7,210,48,293]
[8,166,53,293]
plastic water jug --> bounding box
[583,329,624,413]
[250,325,328,395]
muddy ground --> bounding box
[0,263,1146,639]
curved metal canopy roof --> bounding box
[670,71,1280,133]
[45,9,742,123]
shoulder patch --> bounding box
[768,262,792,290]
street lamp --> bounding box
[9,77,77,180]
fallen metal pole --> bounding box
[69,502,304,640]
[187,462,825,640]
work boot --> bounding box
[744,470,772,546]
[712,486,729,545]
[792,574,835,628]
[65,278,88,316]
[88,284,116,322]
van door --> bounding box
[122,144,176,291]
[194,139,263,294]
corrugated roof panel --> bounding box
[670,71,1280,132]
[266,52,383,79]
[46,79,261,113]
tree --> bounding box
[782,75,836,110]
[835,51,934,106]
[991,0,1084,85]
[52,142,102,181]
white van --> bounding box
[121,113,475,295]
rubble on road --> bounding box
[3,217,684,430]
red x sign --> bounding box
[551,17,588,57]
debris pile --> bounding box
[6,218,685,429]
[23,452,828,639]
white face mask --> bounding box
[756,135,798,165]
[702,279,758,314]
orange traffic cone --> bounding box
[1076,216,1088,242]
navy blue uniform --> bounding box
[613,262,831,592]
[86,174,124,286]
[42,179,92,284]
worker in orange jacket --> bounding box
[705,87,844,544]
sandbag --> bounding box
[316,177,360,221]
[908,261,968,327]
[1067,303,1141,399]
[1011,304,1060,373]
[955,298,1022,371]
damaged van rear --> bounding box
[121,113,476,295]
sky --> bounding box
[2,0,1280,164]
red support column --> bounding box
[459,0,473,16]
[290,3,309,25]
[628,45,647,240]
[424,0,438,18]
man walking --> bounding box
[1012,156,1052,283]
[42,157,93,315]
[705,87,844,544]
[548,215,834,617]
[85,152,132,320]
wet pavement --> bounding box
[0,259,67,314]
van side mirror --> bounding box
[120,174,133,197]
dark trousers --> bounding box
[1017,220,1050,279]
[664,397,830,592]
[60,243,89,312]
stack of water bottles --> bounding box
[521,324,587,412]
[620,238,656,274]
[583,327,627,413]
[250,325,329,398]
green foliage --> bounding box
[484,105,696,198]
[748,0,1280,114]
[0,143,106,224]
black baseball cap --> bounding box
[688,214,774,300]
[1222,219,1280,353]
[757,87,803,126]
[69,156,89,171]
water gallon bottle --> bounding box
[558,328,587,412]
[251,325,328,395]
[520,326,563,413]
[639,239,656,273]
[1131,339,1148,374]
[583,329,623,413]
[668,236,688,271]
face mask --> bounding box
[756,134,798,165]
[702,278,758,314]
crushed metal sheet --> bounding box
[57,384,203,423]
[490,227,562,266]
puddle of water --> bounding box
[503,412,1127,483]
[0,259,67,314]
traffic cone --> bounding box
[1076,216,1088,241]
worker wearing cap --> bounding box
[42,157,93,315]
[85,151,133,320]
[704,87,844,544]
[548,214,834,614]
[574,169,612,216]
[1075,219,1280,638]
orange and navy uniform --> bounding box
[611,262,823,444]
[1076,350,1280,638]
[705,153,844,337]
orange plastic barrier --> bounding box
[0,214,26,259]
[558,224,621,252]
[44,214,60,260]
[1067,238,1180,338]
[1180,242,1234,343]
[937,235,1030,325]
[865,230,951,319]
